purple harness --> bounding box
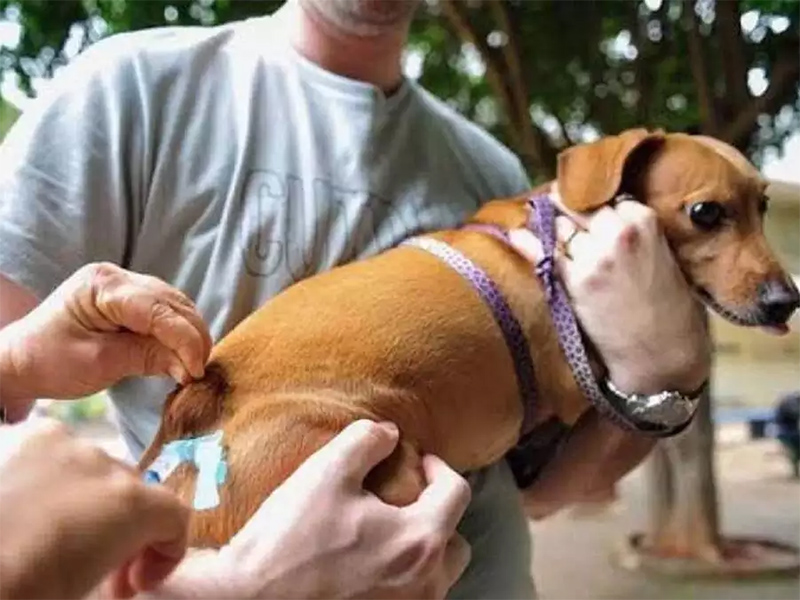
[403,194,697,486]
[402,195,654,461]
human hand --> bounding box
[156,420,472,600]
[510,198,710,395]
[0,418,190,600]
[0,262,212,403]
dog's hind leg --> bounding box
[183,397,428,547]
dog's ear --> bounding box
[556,128,666,213]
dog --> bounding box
[139,128,799,547]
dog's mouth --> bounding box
[693,287,790,335]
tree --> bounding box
[2,0,798,571]
[3,0,797,177]
[0,96,19,139]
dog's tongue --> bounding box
[760,324,790,336]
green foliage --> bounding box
[409,0,799,175]
[41,393,108,423]
[0,0,798,176]
[0,96,19,139]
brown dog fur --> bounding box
[139,129,797,547]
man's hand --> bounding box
[510,198,711,395]
[0,262,212,406]
[150,420,472,600]
[0,418,190,600]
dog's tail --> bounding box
[138,361,230,470]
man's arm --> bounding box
[0,274,40,421]
[508,199,709,517]
[521,408,655,519]
[0,37,144,399]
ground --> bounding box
[31,411,800,599]
[531,427,800,599]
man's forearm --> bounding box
[523,408,655,519]
[0,325,36,422]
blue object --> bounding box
[143,430,228,510]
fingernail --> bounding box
[168,365,188,385]
[378,421,399,436]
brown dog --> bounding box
[139,128,799,547]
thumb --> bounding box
[298,420,400,487]
[127,544,185,595]
[507,226,572,278]
[507,228,543,264]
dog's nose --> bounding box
[758,279,800,324]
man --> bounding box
[0,0,709,597]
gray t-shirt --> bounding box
[0,10,535,598]
[0,13,529,452]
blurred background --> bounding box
[1,0,798,598]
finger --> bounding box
[507,228,543,264]
[92,275,210,379]
[127,544,185,595]
[442,534,471,590]
[139,278,214,364]
[508,228,572,290]
[172,302,213,368]
[586,206,625,238]
[560,226,593,263]
[297,420,400,487]
[555,216,583,261]
[102,333,189,384]
[123,483,191,567]
[81,474,190,600]
[614,199,661,240]
[137,273,197,313]
[613,198,651,223]
[102,294,208,381]
[147,301,210,379]
[106,560,136,600]
[550,193,592,230]
[412,455,471,533]
[555,215,580,244]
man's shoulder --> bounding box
[62,16,276,86]
[410,84,530,194]
[92,19,254,67]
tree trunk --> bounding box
[644,346,723,561]
[439,0,558,177]
[683,0,719,136]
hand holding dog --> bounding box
[0,418,190,600]
[153,420,472,600]
[0,262,212,409]
[510,198,711,395]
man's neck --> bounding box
[285,1,407,94]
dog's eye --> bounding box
[688,201,726,230]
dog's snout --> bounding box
[758,279,800,324]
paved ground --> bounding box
[59,417,800,600]
[530,432,800,599]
